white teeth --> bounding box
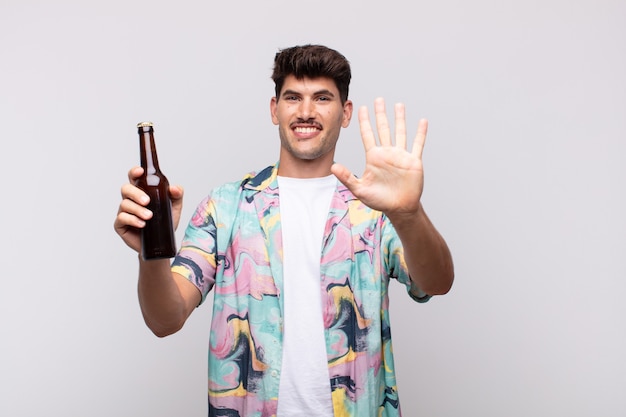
[294,127,317,133]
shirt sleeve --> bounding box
[381,216,431,303]
[171,194,218,304]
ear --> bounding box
[270,96,279,125]
[342,100,353,128]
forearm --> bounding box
[137,257,195,337]
[388,204,454,296]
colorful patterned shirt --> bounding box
[171,164,430,417]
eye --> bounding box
[284,95,299,101]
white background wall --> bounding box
[1,0,624,416]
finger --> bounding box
[169,184,184,201]
[394,103,407,150]
[127,166,144,183]
[358,105,376,152]
[330,162,360,192]
[374,97,392,146]
[115,210,147,230]
[118,198,153,221]
[169,185,184,229]
[411,118,428,159]
[121,183,150,206]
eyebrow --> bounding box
[281,89,336,98]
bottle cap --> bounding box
[137,121,154,128]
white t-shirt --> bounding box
[276,175,337,417]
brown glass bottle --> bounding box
[136,122,176,260]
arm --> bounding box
[114,167,201,337]
[331,98,454,295]
[137,259,201,337]
[385,203,454,296]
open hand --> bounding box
[331,97,427,217]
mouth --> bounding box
[294,126,320,134]
[291,122,322,138]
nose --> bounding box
[297,98,315,120]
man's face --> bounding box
[270,75,352,163]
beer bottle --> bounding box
[135,121,177,260]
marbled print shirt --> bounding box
[171,164,430,417]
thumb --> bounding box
[331,163,359,191]
[169,184,184,201]
[169,185,184,230]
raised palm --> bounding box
[331,97,427,216]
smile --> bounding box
[294,127,319,134]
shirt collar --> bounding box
[241,162,356,203]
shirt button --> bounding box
[271,370,278,378]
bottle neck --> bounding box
[139,126,160,174]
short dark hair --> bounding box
[271,44,351,104]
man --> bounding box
[114,44,454,417]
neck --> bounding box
[277,150,335,178]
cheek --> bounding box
[272,106,294,125]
